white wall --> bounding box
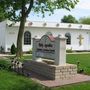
[5,27,18,52]
[27,27,90,51]
[65,29,90,50]
[0,21,6,51]
[5,26,90,52]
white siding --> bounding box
[5,27,18,52]
[3,21,90,52]
[24,27,90,51]
[0,21,6,51]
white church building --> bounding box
[0,20,90,52]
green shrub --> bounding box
[0,46,4,53]
[0,60,11,70]
[11,43,16,54]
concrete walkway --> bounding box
[39,74,90,87]
[0,54,31,57]
[0,54,15,57]
[67,52,90,54]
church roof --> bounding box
[6,20,90,30]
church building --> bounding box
[0,20,90,52]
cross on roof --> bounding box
[77,34,84,46]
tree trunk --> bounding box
[16,0,33,59]
[16,16,26,58]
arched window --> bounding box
[24,31,31,45]
[65,33,71,44]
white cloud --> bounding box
[76,0,90,9]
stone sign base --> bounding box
[24,60,77,80]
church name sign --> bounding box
[36,35,55,59]
[33,34,66,65]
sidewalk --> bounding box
[67,52,90,54]
[0,54,15,57]
[0,54,31,57]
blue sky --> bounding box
[28,0,90,22]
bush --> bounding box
[0,46,4,53]
[0,60,11,70]
[77,61,84,73]
[11,43,16,54]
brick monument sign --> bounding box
[24,34,77,80]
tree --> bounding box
[79,17,90,25]
[3,0,79,58]
[0,7,6,22]
[61,15,78,23]
[0,2,7,22]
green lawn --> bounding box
[0,70,44,90]
[66,54,90,75]
[0,53,90,90]
[0,57,44,90]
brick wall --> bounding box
[24,61,77,80]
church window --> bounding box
[65,33,71,44]
[24,31,31,45]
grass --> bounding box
[66,54,90,75]
[0,70,44,90]
[0,57,44,90]
[0,53,90,90]
[23,55,32,60]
